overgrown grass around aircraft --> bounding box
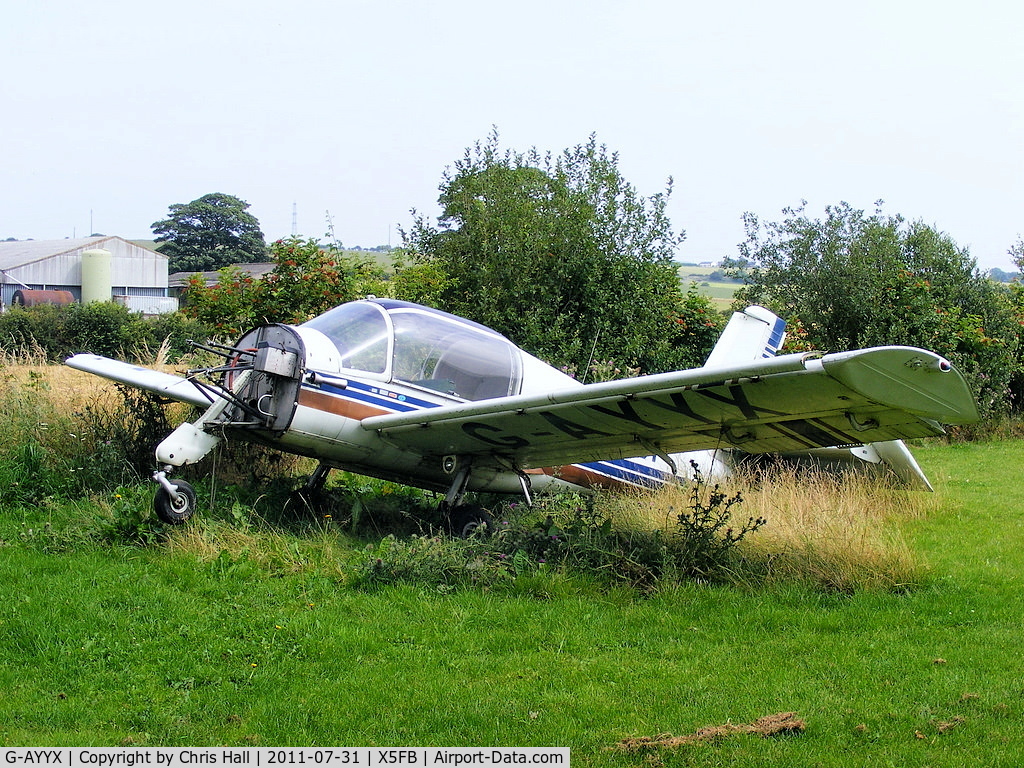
[1,361,1022,763]
[2,426,1024,762]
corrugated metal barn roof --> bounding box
[0,236,166,270]
[168,262,275,287]
[0,237,170,308]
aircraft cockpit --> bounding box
[301,299,524,401]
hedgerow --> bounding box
[0,302,211,363]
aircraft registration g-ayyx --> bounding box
[66,298,979,533]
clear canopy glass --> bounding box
[302,300,522,401]
[302,301,389,374]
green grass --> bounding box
[2,440,1024,764]
[687,281,737,311]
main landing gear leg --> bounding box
[441,461,495,538]
[304,463,331,493]
[287,463,333,516]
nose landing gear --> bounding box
[153,470,197,525]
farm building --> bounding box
[0,236,176,313]
[167,262,275,293]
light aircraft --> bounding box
[66,298,979,532]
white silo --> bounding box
[81,248,112,303]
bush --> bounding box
[61,302,141,358]
[0,303,212,363]
[180,238,383,336]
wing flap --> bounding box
[65,354,212,407]
[362,346,978,468]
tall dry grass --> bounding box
[735,466,933,591]
[0,341,197,413]
[598,465,935,592]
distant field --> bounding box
[677,265,740,311]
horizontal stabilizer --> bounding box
[779,439,933,491]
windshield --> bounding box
[302,300,523,400]
[301,302,389,374]
[390,308,521,400]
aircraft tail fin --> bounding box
[704,305,787,367]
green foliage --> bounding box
[79,385,178,480]
[731,202,1020,416]
[61,301,150,359]
[1005,238,1024,408]
[399,130,720,375]
[0,438,72,506]
[0,303,211,363]
[1009,236,1024,273]
[181,237,384,336]
[95,486,168,547]
[0,302,64,357]
[669,284,727,370]
[389,257,453,308]
[0,374,182,505]
[355,466,761,591]
[152,192,267,273]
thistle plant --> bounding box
[669,460,766,578]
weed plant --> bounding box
[353,465,763,592]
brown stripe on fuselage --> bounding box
[298,388,391,421]
[532,464,632,491]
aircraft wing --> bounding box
[362,347,979,469]
[65,354,213,408]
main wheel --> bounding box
[447,504,495,538]
[154,479,197,525]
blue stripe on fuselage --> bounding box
[307,374,675,490]
[312,377,439,412]
[578,458,674,488]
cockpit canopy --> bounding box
[301,299,523,401]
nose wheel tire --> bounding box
[154,479,197,525]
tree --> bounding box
[1004,237,1024,409]
[731,202,1019,417]
[181,237,383,336]
[1010,236,1024,273]
[152,193,267,273]
[397,131,720,376]
[988,267,1020,283]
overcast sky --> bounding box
[2,0,1021,269]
